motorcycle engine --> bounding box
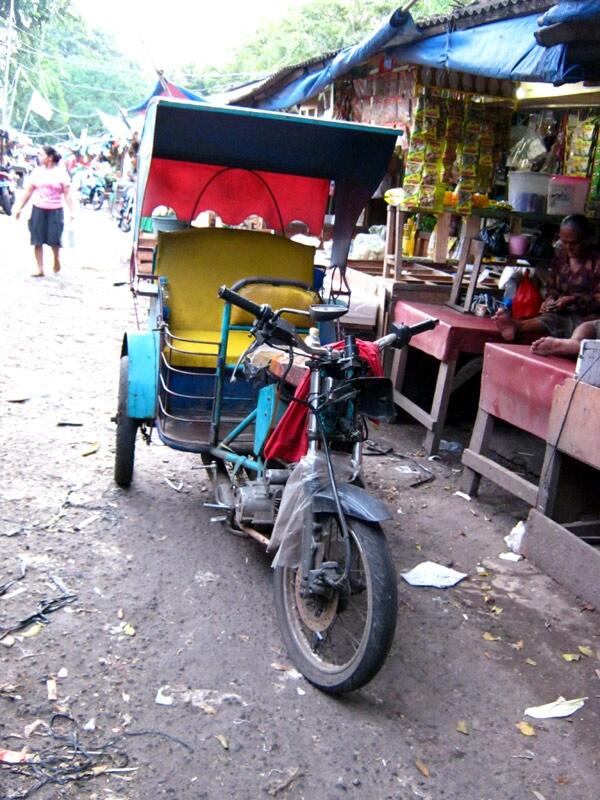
[233,482,281,528]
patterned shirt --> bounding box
[547,245,600,315]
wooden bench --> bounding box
[389,300,506,454]
[461,343,574,505]
[522,380,600,608]
[537,378,600,526]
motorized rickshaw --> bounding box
[115,98,436,693]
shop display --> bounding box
[392,86,512,213]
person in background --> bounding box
[531,319,600,359]
[493,214,600,341]
[14,144,74,277]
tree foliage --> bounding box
[3,4,147,139]
[0,0,69,31]
[3,0,461,140]
[175,0,461,95]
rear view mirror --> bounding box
[309,304,348,322]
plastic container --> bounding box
[304,328,321,348]
[508,233,532,256]
[507,171,550,214]
[547,175,590,216]
[152,215,188,233]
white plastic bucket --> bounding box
[508,171,550,214]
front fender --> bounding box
[121,331,159,419]
[312,483,391,523]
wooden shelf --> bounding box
[390,205,565,224]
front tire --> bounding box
[0,188,13,215]
[114,356,138,487]
[92,188,104,211]
[119,207,132,233]
[273,516,397,694]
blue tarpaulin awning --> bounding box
[387,13,575,85]
[240,1,600,111]
[258,7,419,110]
[127,75,205,116]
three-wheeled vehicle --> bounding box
[115,98,436,693]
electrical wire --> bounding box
[15,60,133,95]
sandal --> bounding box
[31,272,45,278]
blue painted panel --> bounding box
[125,331,159,419]
[253,384,285,455]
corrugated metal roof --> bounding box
[416,0,554,34]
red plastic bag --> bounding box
[511,271,542,320]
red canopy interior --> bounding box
[142,159,330,235]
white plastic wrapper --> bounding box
[504,520,526,554]
[322,266,382,327]
[349,232,385,261]
[269,451,354,569]
[506,131,547,170]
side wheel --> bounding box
[0,188,12,215]
[92,188,104,211]
[119,209,132,233]
[114,356,138,487]
[273,516,398,694]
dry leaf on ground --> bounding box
[515,721,536,737]
[415,759,429,778]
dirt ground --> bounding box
[1,204,600,800]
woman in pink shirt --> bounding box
[14,145,75,277]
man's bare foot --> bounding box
[531,336,579,359]
[53,263,61,273]
[493,309,517,342]
[31,272,45,278]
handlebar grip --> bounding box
[409,318,438,336]
[384,317,438,350]
[218,285,265,319]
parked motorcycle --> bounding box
[0,165,16,215]
[210,288,438,692]
[115,181,134,232]
[79,170,115,211]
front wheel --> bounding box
[114,356,138,487]
[119,206,132,233]
[273,516,397,694]
[92,188,104,211]
[0,188,13,215]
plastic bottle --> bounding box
[503,274,519,304]
[304,327,320,348]
[402,217,416,256]
[159,276,170,323]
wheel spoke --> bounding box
[332,615,362,648]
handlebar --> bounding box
[218,284,438,357]
[218,285,272,321]
[375,318,438,351]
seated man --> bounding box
[494,214,600,342]
[531,319,600,359]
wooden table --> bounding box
[390,301,507,454]
[461,344,574,505]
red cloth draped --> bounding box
[263,340,383,462]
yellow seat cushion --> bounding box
[230,283,319,329]
[165,329,253,368]
[155,227,316,333]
